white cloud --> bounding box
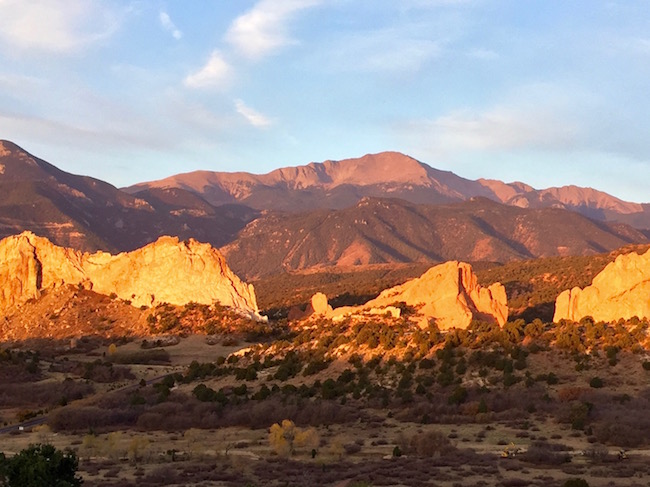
[324,32,441,73]
[422,106,578,152]
[226,0,321,60]
[184,50,232,89]
[235,99,273,128]
[0,110,169,153]
[159,11,182,40]
[0,0,120,54]
[397,88,583,161]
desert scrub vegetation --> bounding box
[108,348,171,365]
[0,379,93,410]
[0,347,42,382]
[145,301,284,340]
[254,265,430,318]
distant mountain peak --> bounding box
[318,151,430,187]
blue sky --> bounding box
[0,1,649,203]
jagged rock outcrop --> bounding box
[0,231,262,319]
[329,261,508,330]
[554,248,650,323]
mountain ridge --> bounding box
[221,196,648,279]
[125,150,650,228]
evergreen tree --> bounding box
[0,444,82,487]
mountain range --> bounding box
[1,139,648,275]
[126,151,650,228]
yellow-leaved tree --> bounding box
[269,419,319,456]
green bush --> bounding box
[0,444,82,487]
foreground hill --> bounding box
[222,197,648,279]
[0,140,256,252]
[127,151,650,229]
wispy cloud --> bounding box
[235,99,272,128]
[159,11,182,40]
[0,0,120,54]
[616,37,650,55]
[0,73,46,95]
[184,50,232,89]
[324,32,441,73]
[0,110,170,153]
[420,106,578,152]
[397,86,583,158]
[226,0,321,60]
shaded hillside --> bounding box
[0,140,256,251]
[222,197,648,279]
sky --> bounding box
[0,1,649,203]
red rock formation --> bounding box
[554,248,650,323]
[0,232,261,319]
[329,261,508,330]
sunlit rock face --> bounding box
[328,261,508,330]
[0,231,261,319]
[554,248,650,323]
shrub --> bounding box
[398,430,453,457]
[589,377,604,388]
[448,386,468,405]
[303,360,330,376]
[563,479,589,487]
[522,441,571,465]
